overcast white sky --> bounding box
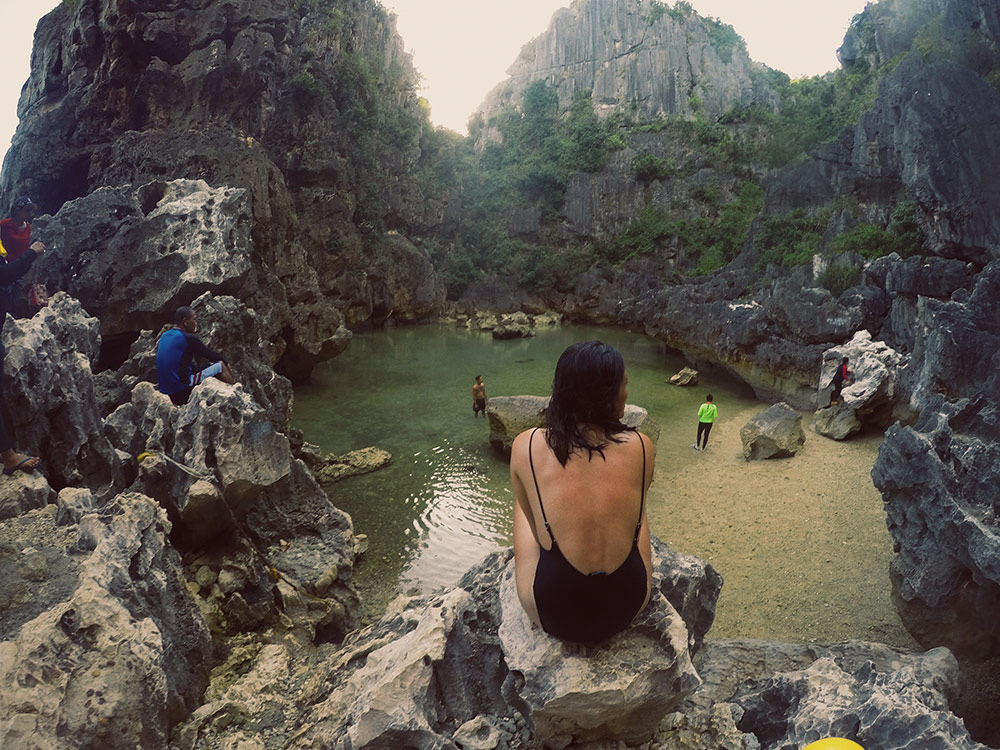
[1,0,870,172]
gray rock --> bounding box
[811,404,862,441]
[670,367,700,386]
[873,397,1000,660]
[452,716,500,750]
[814,330,905,438]
[730,648,986,749]
[487,396,660,458]
[740,403,805,460]
[498,555,701,747]
[2,293,130,497]
[0,494,211,750]
[313,446,392,484]
[30,181,254,339]
[105,380,290,543]
[486,395,549,457]
[0,470,54,521]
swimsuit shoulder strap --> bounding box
[527,428,556,545]
[634,432,646,544]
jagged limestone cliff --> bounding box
[2,0,447,380]
[474,0,776,134]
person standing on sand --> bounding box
[694,394,717,452]
[472,375,487,417]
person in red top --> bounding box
[0,196,39,261]
[827,356,853,406]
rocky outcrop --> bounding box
[0,496,211,750]
[486,396,660,457]
[162,539,986,750]
[311,446,393,484]
[3,0,447,380]
[497,551,701,746]
[740,403,805,460]
[2,293,130,496]
[670,367,700,386]
[813,330,906,439]
[474,0,774,136]
[696,640,987,750]
[871,260,1000,660]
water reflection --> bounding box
[292,323,756,613]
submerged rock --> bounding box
[314,446,392,484]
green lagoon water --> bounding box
[293,323,758,615]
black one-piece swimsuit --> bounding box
[528,429,648,643]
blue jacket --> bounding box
[156,328,226,395]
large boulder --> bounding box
[487,395,660,458]
[29,181,254,339]
[0,495,211,750]
[740,403,805,460]
[2,293,130,496]
[497,539,707,747]
[814,330,906,439]
[104,380,290,543]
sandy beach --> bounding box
[646,401,918,650]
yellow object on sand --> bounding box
[802,739,865,750]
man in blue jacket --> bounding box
[156,306,235,405]
[0,238,45,475]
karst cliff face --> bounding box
[2,0,446,380]
[474,0,775,136]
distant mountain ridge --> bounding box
[473,0,777,139]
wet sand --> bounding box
[647,402,918,649]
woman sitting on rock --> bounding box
[510,340,654,643]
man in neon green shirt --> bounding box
[694,394,717,451]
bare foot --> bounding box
[2,452,40,475]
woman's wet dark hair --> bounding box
[545,340,631,465]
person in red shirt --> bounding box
[0,196,38,261]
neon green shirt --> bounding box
[698,402,717,423]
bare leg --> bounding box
[217,362,236,385]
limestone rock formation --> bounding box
[475,0,774,137]
[695,640,988,750]
[497,557,700,747]
[670,367,699,386]
[4,0,447,381]
[0,495,211,750]
[487,396,660,457]
[814,330,906,439]
[873,397,1000,660]
[740,403,805,460]
[313,446,393,484]
[172,536,718,749]
[162,540,985,750]
[105,380,290,543]
[2,293,130,496]
[872,260,1000,660]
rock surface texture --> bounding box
[740,403,805,460]
[3,0,446,382]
